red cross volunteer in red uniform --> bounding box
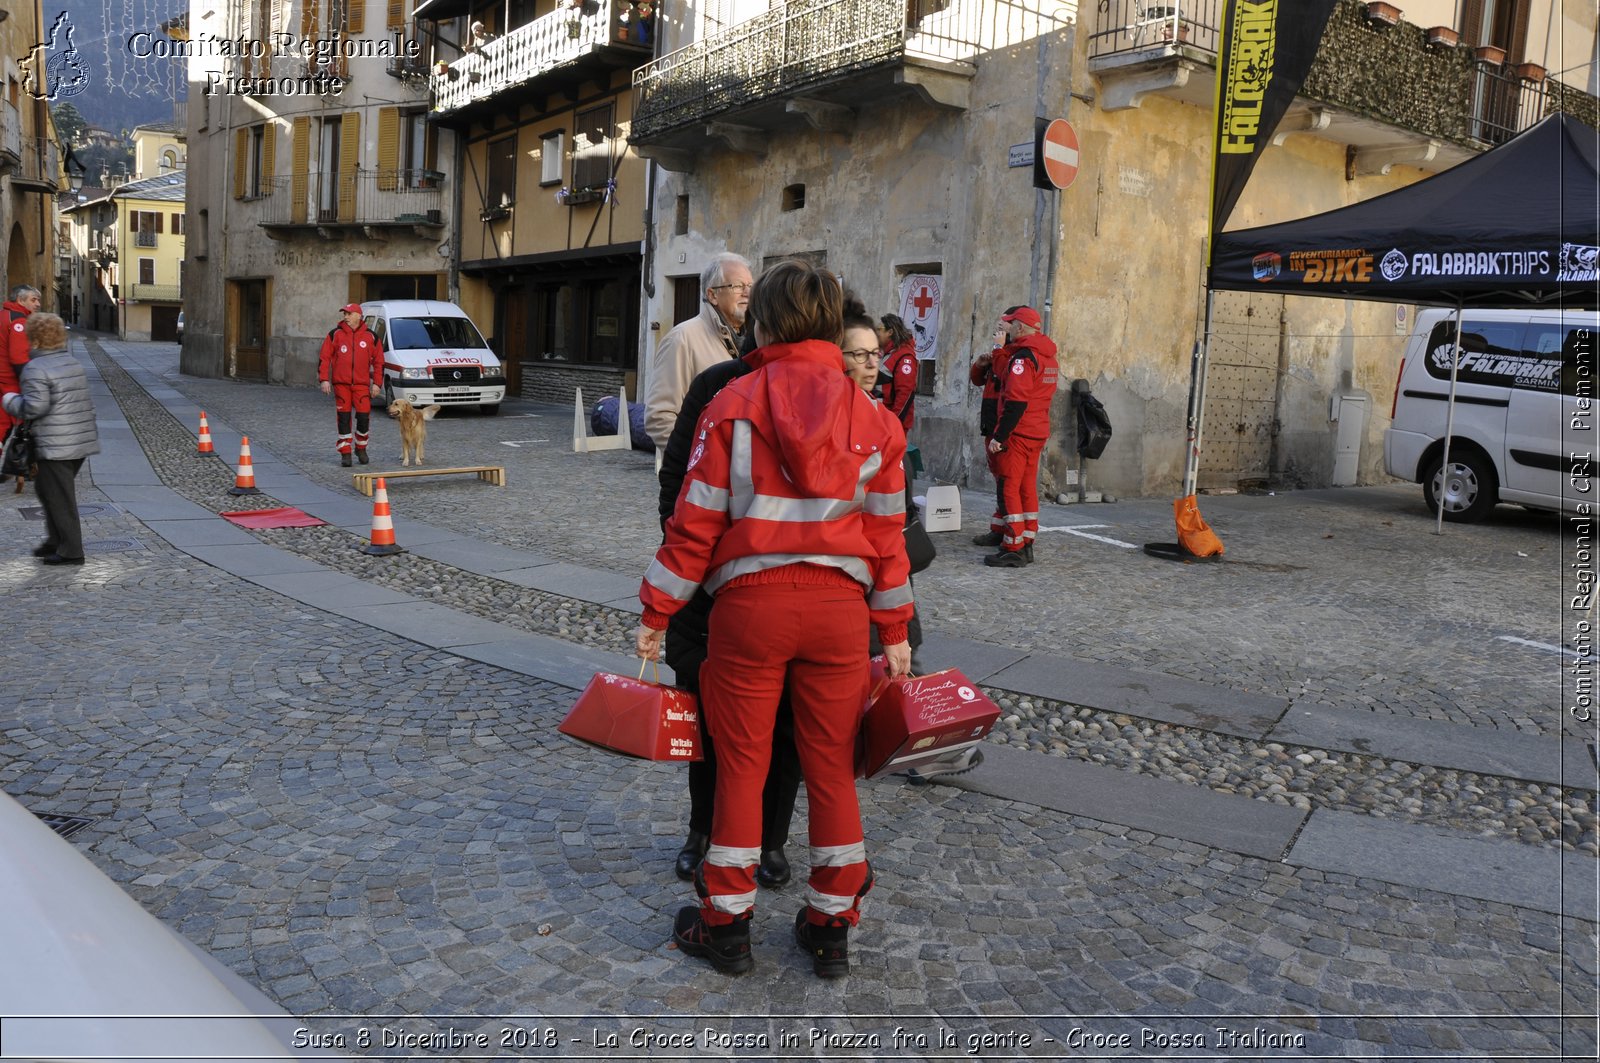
[874,314,917,431]
[318,304,385,467]
[635,260,914,979]
[983,305,1058,568]
[0,285,40,441]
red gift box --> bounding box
[857,664,999,778]
[559,666,703,762]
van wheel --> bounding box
[479,403,500,416]
[1424,450,1497,522]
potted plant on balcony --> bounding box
[1361,1,1400,28]
[1425,25,1458,48]
[1474,44,1507,64]
[1513,61,1546,82]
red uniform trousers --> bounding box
[332,383,374,455]
[988,433,1044,553]
[699,581,873,927]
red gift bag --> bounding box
[857,664,999,779]
[559,661,703,762]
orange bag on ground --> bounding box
[1174,494,1225,558]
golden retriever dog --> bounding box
[386,399,442,466]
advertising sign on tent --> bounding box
[1208,0,1338,236]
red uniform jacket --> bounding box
[969,347,1004,438]
[0,301,31,397]
[641,339,915,646]
[993,333,1060,444]
[317,321,384,387]
[878,338,917,430]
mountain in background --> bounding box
[45,0,186,138]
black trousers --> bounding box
[667,590,802,850]
[34,457,85,559]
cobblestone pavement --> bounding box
[0,336,1593,1061]
[88,339,1598,858]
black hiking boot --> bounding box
[673,907,753,975]
[794,908,851,978]
[971,530,1003,547]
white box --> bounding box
[921,484,962,532]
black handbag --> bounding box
[904,515,936,574]
[0,422,35,480]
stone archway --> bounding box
[6,222,30,298]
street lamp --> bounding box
[63,146,86,193]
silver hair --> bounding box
[9,285,39,301]
[700,252,750,298]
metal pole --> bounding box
[1182,286,1217,497]
[1434,301,1466,534]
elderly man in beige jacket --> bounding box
[643,252,752,449]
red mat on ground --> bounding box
[219,507,328,529]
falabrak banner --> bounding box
[1208,0,1338,240]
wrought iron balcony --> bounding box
[631,0,1014,149]
[431,1,650,119]
[134,230,158,247]
[1086,0,1599,159]
[12,136,59,191]
[257,170,446,237]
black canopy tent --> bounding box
[1192,113,1598,532]
[1208,113,1599,308]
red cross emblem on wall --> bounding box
[912,287,934,318]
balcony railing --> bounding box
[15,136,58,189]
[631,0,1021,141]
[1086,0,1598,149]
[433,1,644,115]
[134,230,158,247]
[257,170,445,229]
[128,283,181,302]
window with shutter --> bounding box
[291,117,310,223]
[338,111,360,222]
[387,0,404,29]
[377,107,399,191]
[572,103,613,191]
[261,122,275,191]
[233,128,248,199]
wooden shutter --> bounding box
[233,127,247,199]
[338,110,360,222]
[1460,0,1483,47]
[347,0,366,33]
[387,0,404,29]
[291,117,310,223]
[301,0,319,42]
[155,211,163,233]
[377,107,398,191]
[261,122,276,188]
[1507,0,1530,63]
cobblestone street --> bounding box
[1,335,1595,1060]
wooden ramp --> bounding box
[352,466,506,496]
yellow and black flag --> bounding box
[1209,0,1338,236]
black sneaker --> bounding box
[971,530,1003,547]
[32,543,58,558]
[340,453,353,467]
[983,548,1029,568]
[673,907,753,975]
[356,449,370,465]
[794,908,850,978]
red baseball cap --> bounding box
[340,303,363,314]
[1001,306,1041,328]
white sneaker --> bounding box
[903,746,984,786]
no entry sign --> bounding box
[1041,118,1079,190]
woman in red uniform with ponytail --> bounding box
[874,313,917,432]
[636,260,914,979]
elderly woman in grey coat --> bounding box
[1,313,98,565]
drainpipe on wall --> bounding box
[448,128,464,303]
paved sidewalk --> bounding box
[0,335,1594,1060]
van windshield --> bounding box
[389,316,488,350]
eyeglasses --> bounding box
[842,348,879,365]
[709,282,753,294]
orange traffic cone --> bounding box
[361,477,403,556]
[228,436,261,495]
[197,411,214,454]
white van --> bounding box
[361,300,506,415]
[1384,308,1595,521]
